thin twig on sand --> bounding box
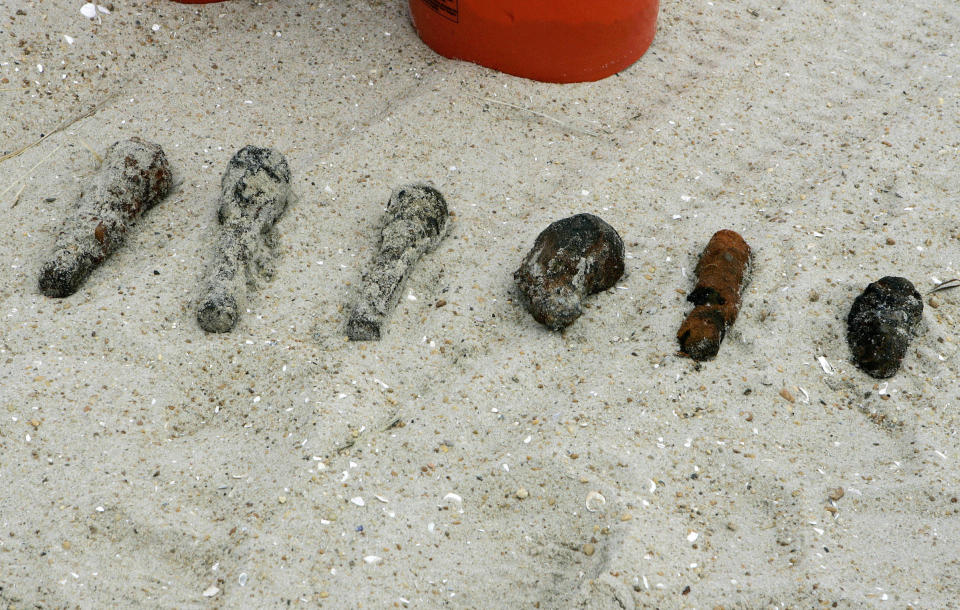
[467,93,605,138]
[333,409,402,455]
[1,143,63,207]
[76,135,104,166]
[0,92,119,165]
[10,184,26,208]
[928,279,960,295]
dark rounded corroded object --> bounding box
[847,276,923,378]
[38,137,172,297]
[514,213,624,331]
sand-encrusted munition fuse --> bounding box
[677,230,751,361]
[847,276,923,378]
[38,137,172,297]
[345,185,450,341]
[196,146,292,333]
[514,213,624,331]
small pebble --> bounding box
[779,388,795,403]
[582,543,595,556]
[828,487,844,501]
[515,488,529,500]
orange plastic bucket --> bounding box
[409,0,659,83]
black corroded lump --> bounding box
[514,213,624,331]
[847,276,923,378]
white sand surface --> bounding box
[2,0,959,607]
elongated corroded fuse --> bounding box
[677,230,751,361]
[196,146,292,333]
[346,184,449,341]
[38,137,172,297]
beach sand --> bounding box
[1,0,959,607]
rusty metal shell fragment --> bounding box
[514,213,624,331]
[38,137,172,297]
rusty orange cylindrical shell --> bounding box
[677,230,751,361]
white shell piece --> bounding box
[585,491,606,512]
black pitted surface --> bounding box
[513,213,624,331]
[847,276,923,378]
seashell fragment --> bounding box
[585,491,606,512]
